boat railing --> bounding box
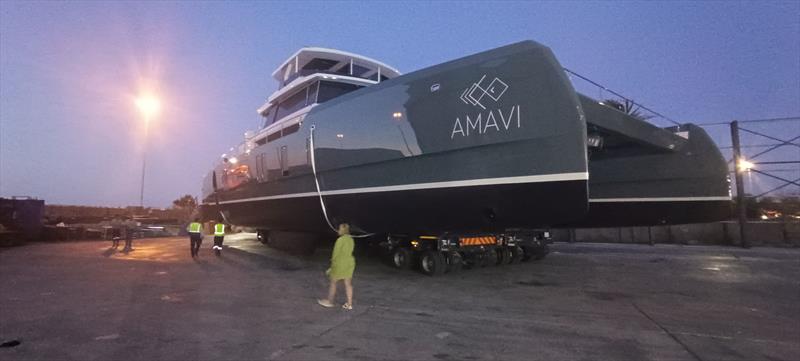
[563,68,682,129]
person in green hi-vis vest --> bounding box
[317,223,356,310]
[212,219,225,256]
[186,218,203,258]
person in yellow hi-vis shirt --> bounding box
[187,218,203,258]
[317,223,356,310]
[212,219,225,256]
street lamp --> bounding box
[737,159,754,172]
[135,94,161,208]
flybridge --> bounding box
[256,47,403,122]
[271,47,401,89]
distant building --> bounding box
[0,197,45,244]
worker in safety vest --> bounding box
[187,218,203,258]
[212,219,225,256]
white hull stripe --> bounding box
[209,172,589,205]
[589,196,731,203]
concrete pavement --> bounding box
[1,235,798,360]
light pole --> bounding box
[135,94,161,209]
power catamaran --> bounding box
[200,41,730,248]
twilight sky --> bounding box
[1,1,798,207]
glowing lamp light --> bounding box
[135,94,161,119]
[392,112,403,119]
[336,134,344,139]
[737,159,754,172]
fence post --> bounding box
[730,120,750,248]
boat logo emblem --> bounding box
[459,74,508,110]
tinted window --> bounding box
[275,89,307,121]
[306,81,319,105]
[282,123,300,136]
[352,64,371,77]
[267,131,281,142]
[317,81,362,103]
[333,64,351,75]
[302,58,339,71]
[261,108,275,128]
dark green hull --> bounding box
[201,41,730,234]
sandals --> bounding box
[317,299,353,310]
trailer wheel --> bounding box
[501,247,514,265]
[256,230,269,245]
[535,244,550,260]
[446,252,463,273]
[391,247,413,269]
[486,248,500,266]
[522,244,550,262]
[421,250,445,276]
[509,246,523,264]
[521,246,533,262]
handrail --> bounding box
[563,68,682,127]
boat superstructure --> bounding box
[200,41,731,237]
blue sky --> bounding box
[1,1,798,207]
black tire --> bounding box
[521,246,533,262]
[509,246,523,264]
[501,247,514,265]
[478,252,490,267]
[461,257,475,270]
[522,244,550,262]
[486,248,500,266]
[268,231,319,256]
[391,247,413,269]
[446,252,463,273]
[256,230,269,245]
[420,250,445,276]
[535,244,550,260]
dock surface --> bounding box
[1,236,798,360]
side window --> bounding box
[282,123,300,137]
[306,81,319,105]
[267,131,281,142]
[275,89,308,120]
[317,81,362,103]
[262,108,276,127]
[351,64,371,77]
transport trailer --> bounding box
[379,229,551,276]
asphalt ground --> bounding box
[1,235,798,361]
